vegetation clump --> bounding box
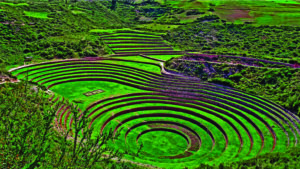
[163,18,300,63]
[0,0,134,65]
[165,56,300,115]
[0,82,129,168]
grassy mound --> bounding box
[24,11,48,19]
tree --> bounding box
[111,0,117,10]
[0,81,122,168]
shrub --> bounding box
[0,82,123,168]
[186,10,204,16]
[209,77,234,87]
[229,73,243,82]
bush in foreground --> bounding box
[0,81,135,168]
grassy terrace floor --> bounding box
[10,53,300,168]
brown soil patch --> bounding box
[177,14,201,21]
[227,9,253,21]
[0,75,19,84]
[84,89,104,97]
[279,3,300,8]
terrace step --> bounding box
[106,41,165,44]
[114,51,185,55]
[101,35,161,39]
[102,31,163,36]
[139,54,165,62]
[109,54,138,57]
[111,31,163,36]
[110,45,172,48]
[103,38,163,41]
[113,48,174,52]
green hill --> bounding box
[0,0,136,65]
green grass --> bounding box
[105,40,165,43]
[37,71,159,89]
[153,0,300,8]
[108,43,166,47]
[102,36,162,40]
[90,28,165,36]
[111,47,170,50]
[0,2,29,6]
[24,11,49,19]
[101,59,161,74]
[175,11,203,24]
[147,0,300,26]
[111,56,161,64]
[214,1,300,25]
[51,81,144,110]
[147,54,183,61]
[69,6,91,14]
[71,10,86,15]
[135,23,180,31]
[252,11,300,25]
[103,33,163,38]
[139,131,188,156]
[48,33,96,43]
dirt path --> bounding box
[109,156,161,169]
[177,59,285,69]
[0,75,19,85]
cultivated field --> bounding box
[146,0,300,26]
[10,30,300,169]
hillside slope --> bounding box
[0,0,135,65]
